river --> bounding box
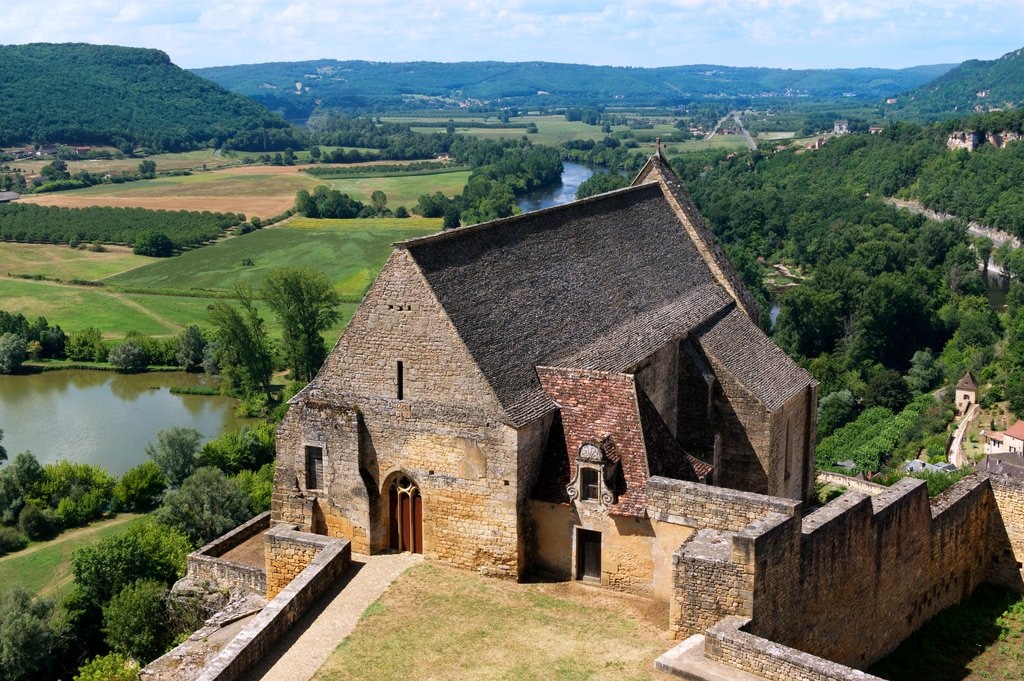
[0,370,250,475]
[517,162,595,213]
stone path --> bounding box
[246,552,422,681]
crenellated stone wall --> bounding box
[670,473,1024,670]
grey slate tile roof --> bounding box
[694,307,815,412]
[401,182,725,426]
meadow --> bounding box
[0,514,144,598]
[9,148,238,177]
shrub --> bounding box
[18,503,56,540]
[73,653,140,681]
[155,467,254,546]
[0,526,28,555]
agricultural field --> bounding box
[8,148,238,177]
[314,562,674,681]
[0,242,146,281]
[0,514,145,599]
[18,164,470,219]
[394,114,680,147]
[0,217,441,339]
[19,164,320,218]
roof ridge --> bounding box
[393,182,659,249]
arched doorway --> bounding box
[388,476,422,553]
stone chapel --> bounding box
[272,152,818,595]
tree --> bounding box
[864,370,912,413]
[155,467,254,546]
[907,349,943,393]
[197,422,276,475]
[102,580,170,663]
[70,519,190,609]
[208,284,274,400]
[18,503,56,540]
[260,267,341,383]
[443,205,461,229]
[974,236,994,273]
[0,429,5,464]
[174,325,206,371]
[0,587,57,681]
[371,190,388,215]
[145,426,202,488]
[134,231,174,257]
[137,159,156,178]
[817,390,858,441]
[0,333,27,374]
[112,461,167,512]
[66,327,106,362]
[108,340,147,372]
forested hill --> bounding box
[194,59,953,118]
[0,43,302,152]
[890,46,1024,121]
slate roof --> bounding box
[956,372,978,391]
[694,307,815,412]
[401,181,725,427]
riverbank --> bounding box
[885,197,1021,249]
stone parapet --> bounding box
[265,523,338,599]
[705,617,883,681]
[647,476,800,533]
[196,534,351,681]
[187,512,270,595]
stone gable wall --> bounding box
[272,249,528,577]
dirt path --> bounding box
[0,513,141,564]
[247,552,422,681]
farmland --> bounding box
[0,217,441,338]
[19,162,470,219]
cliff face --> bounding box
[947,129,1023,151]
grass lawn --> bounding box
[0,514,145,598]
[869,584,1024,680]
[314,563,675,681]
[323,171,470,207]
[0,243,149,281]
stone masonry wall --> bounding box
[646,476,801,533]
[704,359,773,496]
[265,524,338,599]
[988,474,1024,590]
[187,512,270,595]
[705,617,883,681]
[679,475,1000,670]
[273,250,526,577]
[671,529,751,638]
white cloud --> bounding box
[0,0,1023,69]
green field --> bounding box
[108,218,440,296]
[0,514,145,598]
[53,168,317,199]
[0,243,149,281]
[11,148,239,177]
[323,171,471,207]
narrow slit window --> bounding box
[397,360,404,400]
[306,446,324,491]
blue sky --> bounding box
[3,1,1023,70]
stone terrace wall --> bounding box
[266,523,337,598]
[988,474,1024,591]
[749,475,995,668]
[705,617,883,681]
[197,534,351,681]
[647,476,801,533]
[187,512,270,595]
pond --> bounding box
[0,370,250,475]
[517,162,596,213]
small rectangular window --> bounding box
[581,468,599,500]
[306,446,324,490]
[397,360,404,400]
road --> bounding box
[706,111,758,151]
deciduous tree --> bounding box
[260,267,340,383]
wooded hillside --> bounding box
[0,43,304,152]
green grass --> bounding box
[0,278,179,336]
[0,514,146,598]
[58,169,317,199]
[869,584,1024,680]
[323,171,470,207]
[0,243,149,281]
[315,562,671,681]
[107,219,439,296]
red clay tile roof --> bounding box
[1005,420,1024,442]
